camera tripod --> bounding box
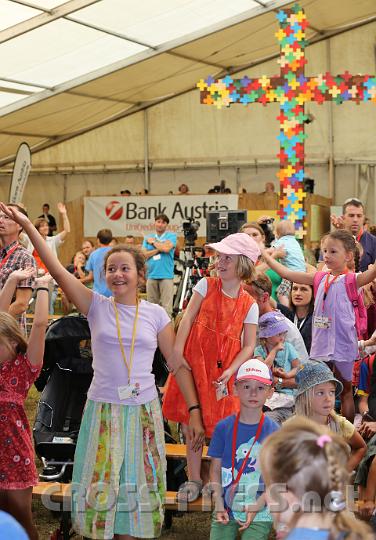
[173,246,209,315]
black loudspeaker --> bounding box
[303,177,315,193]
[206,210,247,243]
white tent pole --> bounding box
[326,41,335,202]
[144,110,150,192]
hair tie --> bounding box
[317,434,332,448]
[328,490,346,512]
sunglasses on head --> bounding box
[245,279,269,293]
[343,197,362,205]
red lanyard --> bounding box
[322,270,347,311]
[0,243,19,268]
[215,280,243,369]
[231,413,265,486]
[356,229,363,242]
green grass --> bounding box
[25,386,212,539]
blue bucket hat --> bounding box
[295,360,343,397]
[258,311,289,338]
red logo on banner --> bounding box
[105,201,123,220]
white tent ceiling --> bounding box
[0,0,375,166]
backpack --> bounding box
[313,271,368,340]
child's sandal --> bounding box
[176,480,203,503]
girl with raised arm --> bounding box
[0,203,204,540]
[263,229,376,422]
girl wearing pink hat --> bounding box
[163,233,261,502]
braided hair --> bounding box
[259,417,372,540]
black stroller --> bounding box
[33,315,93,483]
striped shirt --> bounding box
[0,241,36,331]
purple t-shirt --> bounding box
[87,292,170,405]
[310,274,358,363]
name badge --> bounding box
[118,383,140,401]
[216,382,229,401]
[313,315,331,329]
[153,254,161,261]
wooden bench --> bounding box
[165,443,209,460]
[32,482,212,512]
[32,443,213,525]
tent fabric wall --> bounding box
[0,20,374,222]
[29,21,376,169]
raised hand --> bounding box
[57,202,67,215]
[0,202,30,228]
[8,267,35,284]
[330,214,345,229]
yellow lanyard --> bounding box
[112,297,139,385]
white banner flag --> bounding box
[84,194,239,237]
[9,143,31,204]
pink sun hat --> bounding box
[207,232,261,263]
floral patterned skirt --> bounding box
[0,401,38,489]
[71,398,166,539]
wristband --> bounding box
[36,287,49,293]
[188,405,200,413]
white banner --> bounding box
[84,194,239,237]
[9,143,31,204]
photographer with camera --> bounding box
[142,214,177,316]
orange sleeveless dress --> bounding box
[162,277,255,437]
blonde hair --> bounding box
[260,417,372,540]
[276,219,296,237]
[236,255,256,281]
[295,386,317,418]
[0,312,28,361]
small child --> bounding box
[270,220,306,307]
[259,416,373,540]
[254,311,300,423]
[208,359,279,540]
[295,360,366,472]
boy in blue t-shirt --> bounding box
[208,359,279,540]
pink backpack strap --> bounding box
[344,272,358,303]
[313,271,328,297]
[345,272,368,339]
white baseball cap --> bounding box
[235,359,273,385]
